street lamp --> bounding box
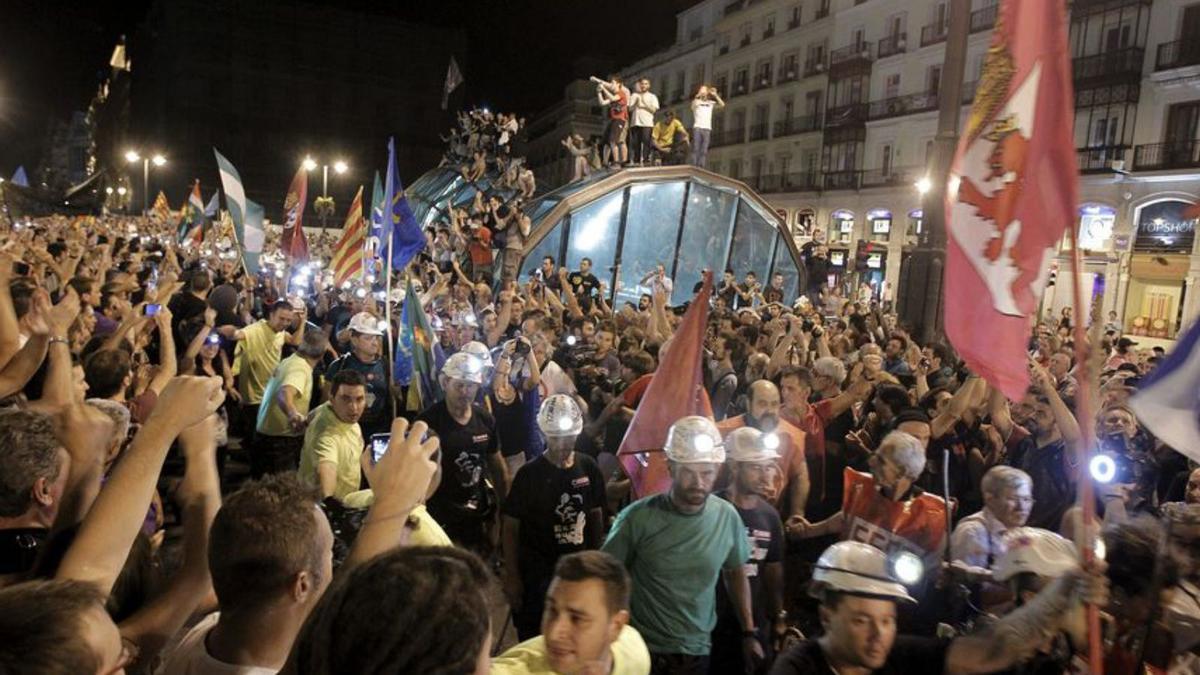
[914,176,932,195]
[304,156,349,235]
[126,150,167,216]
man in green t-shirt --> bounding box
[602,415,758,675]
[300,370,367,502]
[254,329,326,477]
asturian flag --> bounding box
[280,165,309,264]
[396,278,443,411]
[1130,319,1200,462]
[380,137,425,271]
[330,186,366,288]
[944,0,1078,401]
[442,55,464,110]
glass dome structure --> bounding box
[406,165,804,306]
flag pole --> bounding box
[384,240,397,420]
[1066,209,1104,674]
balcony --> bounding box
[730,80,750,98]
[724,1,744,17]
[719,45,730,55]
[787,18,801,30]
[877,33,908,59]
[824,170,862,191]
[1156,40,1200,71]
[740,35,752,48]
[753,74,774,91]
[778,64,800,83]
[803,56,827,78]
[867,91,939,120]
[1073,47,1144,85]
[763,27,775,39]
[1077,145,1130,173]
[711,128,746,148]
[748,123,769,142]
[1076,82,1139,107]
[970,2,998,33]
[773,114,822,137]
[825,102,868,127]
[861,167,917,188]
[783,172,821,191]
[829,43,874,78]
[815,4,830,20]
[921,21,948,47]
[1133,141,1200,171]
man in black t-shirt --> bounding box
[502,394,606,640]
[769,540,1106,675]
[568,257,601,311]
[712,427,785,674]
[418,352,510,555]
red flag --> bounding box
[617,272,714,498]
[944,0,1077,401]
[281,166,309,264]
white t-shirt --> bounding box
[629,92,660,127]
[155,612,280,675]
[691,99,716,130]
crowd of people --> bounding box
[0,129,1196,675]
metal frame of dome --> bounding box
[518,165,806,304]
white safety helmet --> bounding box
[441,352,486,384]
[810,541,917,604]
[538,394,583,438]
[726,427,781,464]
[461,341,494,368]
[993,527,1078,583]
[664,416,725,464]
[347,312,385,336]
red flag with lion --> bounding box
[944,0,1078,401]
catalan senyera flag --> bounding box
[617,271,715,498]
[330,186,366,288]
[944,0,1077,401]
[280,165,309,264]
[151,191,172,222]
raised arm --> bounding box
[146,307,178,395]
[56,376,224,596]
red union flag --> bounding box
[280,166,309,264]
[944,0,1077,401]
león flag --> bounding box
[944,0,1077,401]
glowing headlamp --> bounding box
[1090,455,1116,484]
[566,335,577,346]
[275,269,285,279]
[556,416,573,431]
[889,551,924,586]
[355,287,367,299]
[762,432,780,451]
[693,434,714,453]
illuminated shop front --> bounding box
[1121,200,1195,341]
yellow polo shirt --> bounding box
[490,625,650,675]
[299,402,364,501]
[257,354,314,437]
[234,320,287,404]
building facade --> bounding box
[577,0,1200,347]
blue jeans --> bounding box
[691,128,711,167]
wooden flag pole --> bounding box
[1066,218,1104,674]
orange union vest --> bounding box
[840,468,948,567]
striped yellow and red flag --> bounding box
[151,191,172,222]
[330,186,366,288]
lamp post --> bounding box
[303,156,348,235]
[126,150,167,216]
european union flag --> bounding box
[381,137,425,271]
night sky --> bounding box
[0,0,698,176]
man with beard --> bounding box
[711,427,787,674]
[718,380,810,520]
[603,416,756,675]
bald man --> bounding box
[717,380,809,519]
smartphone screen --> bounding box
[144,304,162,317]
[370,433,391,465]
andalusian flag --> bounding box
[214,148,264,275]
[151,191,172,222]
[396,278,443,411]
[369,170,384,254]
[330,186,366,288]
[178,180,206,245]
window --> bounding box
[733,109,747,131]
[853,27,866,49]
[564,190,623,286]
[885,73,901,98]
[728,202,777,280]
[781,95,795,119]
[881,144,893,175]
[927,65,942,95]
[779,154,791,176]
[690,25,704,41]
[734,66,750,93]
[756,58,773,85]
[782,51,800,78]
[729,158,742,179]
[751,156,765,180]
[763,14,776,38]
[693,63,706,90]
[673,183,737,304]
[925,139,935,163]
[718,33,731,54]
[789,3,802,28]
[888,14,904,38]
[740,22,753,46]
[934,2,947,27]
[674,71,686,100]
[618,182,686,305]
[716,73,729,96]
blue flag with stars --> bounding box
[380,137,425,271]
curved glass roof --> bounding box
[406,166,804,306]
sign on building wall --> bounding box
[1134,200,1196,253]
